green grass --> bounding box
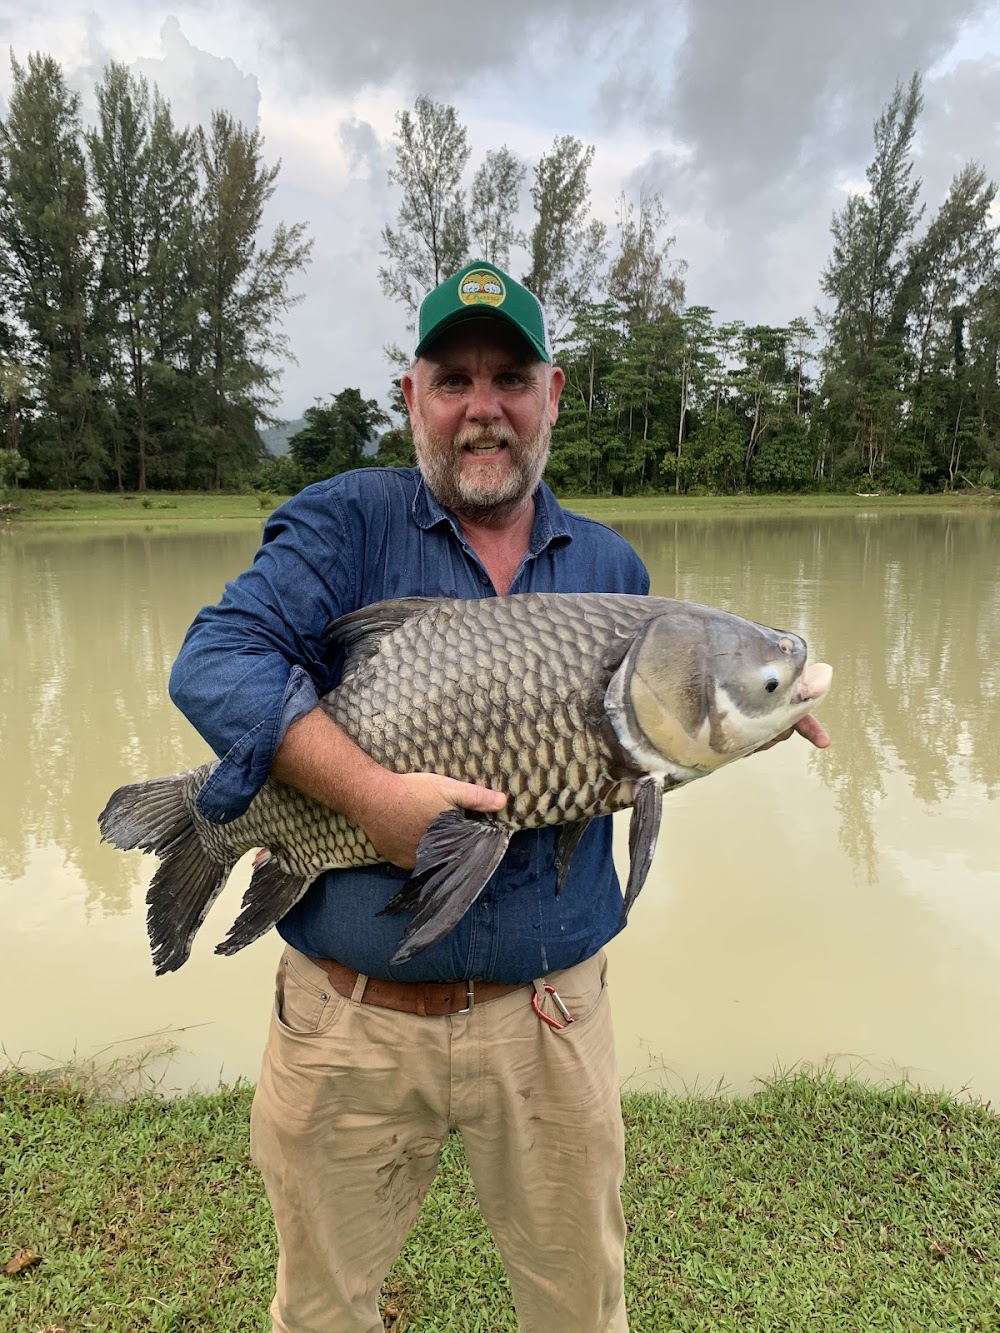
[3,1069,999,1331]
[4,490,282,523]
[3,487,997,527]
[562,491,999,522]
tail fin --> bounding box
[99,771,234,975]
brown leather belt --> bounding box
[310,956,526,1017]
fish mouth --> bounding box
[796,661,833,705]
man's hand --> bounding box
[357,771,507,869]
[793,714,831,748]
[755,713,832,755]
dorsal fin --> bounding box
[323,597,441,678]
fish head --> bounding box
[605,603,832,776]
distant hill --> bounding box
[259,419,305,457]
[260,417,392,461]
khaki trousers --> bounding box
[250,946,628,1333]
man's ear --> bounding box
[548,366,566,423]
[401,369,417,416]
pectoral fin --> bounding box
[555,818,593,894]
[386,811,511,965]
[620,776,664,926]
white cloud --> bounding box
[131,17,261,131]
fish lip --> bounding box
[796,661,833,705]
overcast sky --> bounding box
[3,0,1000,422]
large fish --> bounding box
[99,592,832,974]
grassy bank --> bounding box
[4,490,279,523]
[3,1070,999,1332]
[3,487,997,527]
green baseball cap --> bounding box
[415,261,552,362]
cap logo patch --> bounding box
[458,269,506,307]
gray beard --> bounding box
[413,421,551,524]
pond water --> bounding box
[1,508,998,1099]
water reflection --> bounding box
[0,525,263,912]
[618,513,1000,878]
[2,511,999,1093]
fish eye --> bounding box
[764,677,779,693]
[778,638,793,655]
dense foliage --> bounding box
[287,388,390,486]
[378,79,1000,497]
[2,58,997,497]
[0,53,311,492]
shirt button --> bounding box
[480,574,489,585]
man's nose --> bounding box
[465,380,502,423]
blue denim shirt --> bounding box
[169,467,649,983]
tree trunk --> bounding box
[947,399,965,491]
[676,358,688,495]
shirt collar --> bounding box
[412,472,572,554]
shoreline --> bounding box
[2,486,997,528]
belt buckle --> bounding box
[458,980,475,1015]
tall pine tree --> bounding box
[194,110,312,488]
[0,52,103,487]
[819,74,924,482]
[523,135,606,343]
[379,96,470,326]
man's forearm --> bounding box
[270,706,507,869]
[270,706,398,829]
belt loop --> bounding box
[350,972,369,1005]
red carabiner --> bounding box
[532,984,575,1030]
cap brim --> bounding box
[415,307,550,362]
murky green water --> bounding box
[2,510,998,1097]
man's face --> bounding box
[401,321,565,523]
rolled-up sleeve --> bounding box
[168,484,358,822]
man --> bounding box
[169,261,828,1333]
